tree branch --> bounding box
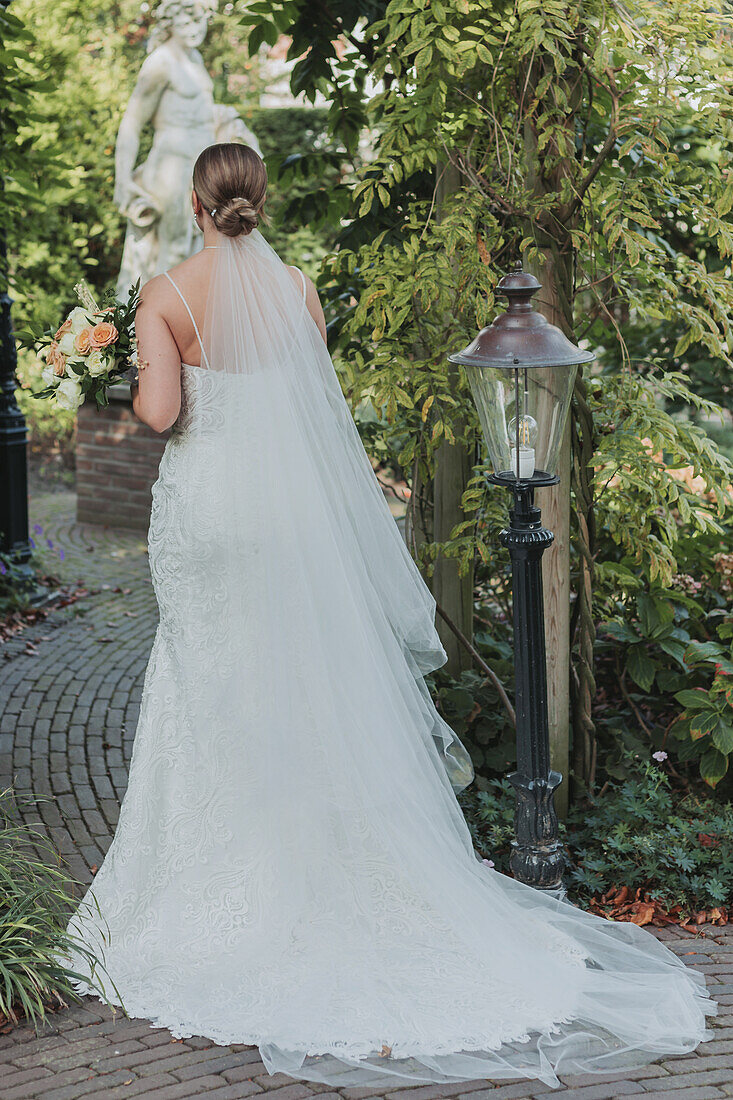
[566,76,620,218]
[434,601,516,727]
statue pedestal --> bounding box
[76,385,168,532]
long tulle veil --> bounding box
[199,228,475,792]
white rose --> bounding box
[55,377,83,410]
[41,364,57,387]
[57,330,77,356]
[86,349,109,377]
[68,306,95,334]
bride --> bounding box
[62,141,715,1089]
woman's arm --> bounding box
[288,267,327,344]
[130,277,182,433]
[304,276,328,344]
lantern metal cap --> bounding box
[448,265,595,370]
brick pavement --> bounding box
[0,492,731,1100]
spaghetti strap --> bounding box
[290,266,307,304]
[164,271,211,370]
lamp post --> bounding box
[449,265,594,893]
[0,235,33,585]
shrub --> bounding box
[565,759,733,916]
[461,756,733,918]
[0,787,113,1028]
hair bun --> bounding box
[212,196,259,238]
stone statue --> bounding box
[114,0,260,296]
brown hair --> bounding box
[192,142,268,238]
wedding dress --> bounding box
[61,230,715,1090]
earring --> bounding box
[193,213,199,226]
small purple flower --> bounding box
[652,750,668,763]
[46,538,54,549]
[58,548,65,561]
[29,537,35,549]
[0,560,6,575]
[33,523,43,535]
[482,858,495,869]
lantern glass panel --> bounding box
[467,363,577,480]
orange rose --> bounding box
[90,321,118,349]
[74,326,94,355]
[45,342,67,376]
[54,317,72,341]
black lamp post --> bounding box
[0,235,33,585]
[449,266,594,893]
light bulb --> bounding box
[507,414,538,478]
[507,414,538,447]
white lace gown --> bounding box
[62,232,715,1089]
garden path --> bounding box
[0,492,731,1100]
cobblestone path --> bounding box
[0,493,731,1100]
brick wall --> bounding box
[76,385,169,531]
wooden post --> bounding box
[539,424,571,818]
[430,162,475,674]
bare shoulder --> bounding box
[285,265,318,297]
[285,264,305,286]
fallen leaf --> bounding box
[629,903,655,927]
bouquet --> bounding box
[30,279,141,411]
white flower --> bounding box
[57,330,77,356]
[55,377,83,410]
[68,306,95,334]
[86,349,109,377]
[41,364,57,387]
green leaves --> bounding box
[671,617,733,786]
[464,754,733,914]
[700,747,728,788]
[592,368,732,585]
[675,689,712,710]
[626,646,656,692]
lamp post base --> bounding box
[508,769,565,891]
